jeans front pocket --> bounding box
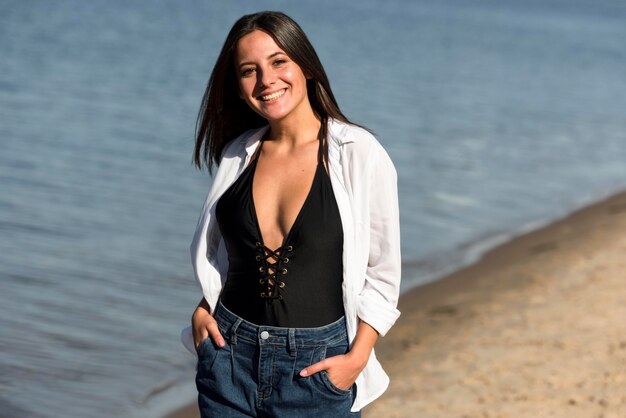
[196,336,226,378]
[308,338,353,397]
[196,337,215,359]
[319,370,353,396]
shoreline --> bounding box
[166,189,626,418]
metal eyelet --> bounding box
[283,258,289,263]
[282,268,288,274]
[255,255,261,261]
[259,279,265,284]
[260,292,266,298]
[259,266,264,272]
[286,245,293,252]
[279,282,285,288]
[255,242,262,247]
[278,295,283,300]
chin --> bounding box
[257,108,291,122]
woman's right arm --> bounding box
[191,298,225,349]
[190,131,260,351]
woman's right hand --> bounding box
[192,298,225,350]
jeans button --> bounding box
[260,331,270,340]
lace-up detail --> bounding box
[255,241,294,300]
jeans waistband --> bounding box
[214,301,347,348]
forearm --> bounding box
[347,319,379,368]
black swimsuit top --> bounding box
[215,127,344,328]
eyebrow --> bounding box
[238,51,286,68]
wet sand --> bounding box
[168,190,626,418]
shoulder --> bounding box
[328,119,378,148]
[328,119,395,172]
[219,126,267,163]
[208,126,267,185]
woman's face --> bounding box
[235,30,310,124]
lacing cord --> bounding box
[255,241,293,300]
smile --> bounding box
[258,89,286,102]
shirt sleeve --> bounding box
[356,144,402,337]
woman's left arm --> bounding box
[300,141,401,389]
[354,143,402,337]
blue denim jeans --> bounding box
[196,301,360,418]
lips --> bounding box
[258,89,286,102]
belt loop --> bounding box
[288,328,296,356]
[230,318,242,345]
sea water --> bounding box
[1,0,625,416]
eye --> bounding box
[272,59,287,66]
[240,67,255,77]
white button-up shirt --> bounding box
[181,119,401,411]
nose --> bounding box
[258,67,277,88]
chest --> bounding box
[255,154,317,224]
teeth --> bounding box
[260,90,285,101]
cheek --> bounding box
[288,70,308,91]
[281,68,297,84]
[238,78,256,98]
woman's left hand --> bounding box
[299,352,367,391]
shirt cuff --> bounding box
[356,290,401,337]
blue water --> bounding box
[1,0,625,417]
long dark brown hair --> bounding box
[193,11,355,172]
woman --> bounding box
[181,11,401,417]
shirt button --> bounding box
[260,331,270,340]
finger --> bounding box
[299,359,328,377]
[207,321,225,348]
[193,329,209,350]
[192,311,226,349]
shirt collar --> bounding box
[327,119,356,146]
[243,125,270,158]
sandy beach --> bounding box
[168,190,626,418]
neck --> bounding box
[266,106,322,147]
